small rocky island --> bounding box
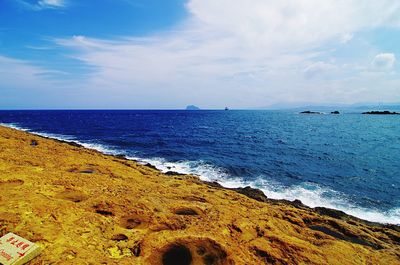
[331,111,340,114]
[185,105,200,110]
[362,111,400,115]
[300,111,322,114]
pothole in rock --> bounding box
[79,169,95,174]
[95,209,114,216]
[120,214,147,229]
[174,208,199,216]
[56,190,88,203]
[0,179,24,188]
[162,245,192,265]
[93,203,115,216]
[152,238,231,265]
[111,234,128,241]
[173,206,204,216]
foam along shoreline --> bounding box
[0,124,399,264]
[1,122,399,225]
[130,156,400,225]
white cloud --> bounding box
[9,0,400,108]
[16,0,66,10]
[0,55,91,109]
[187,0,400,50]
[372,53,396,71]
[303,62,337,79]
[0,55,68,90]
[340,33,354,44]
[38,0,65,8]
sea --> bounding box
[0,110,399,224]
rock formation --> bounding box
[0,126,399,264]
[362,111,400,115]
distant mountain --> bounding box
[185,105,200,110]
[257,103,400,112]
[351,104,400,111]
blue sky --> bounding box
[1,0,400,109]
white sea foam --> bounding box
[0,123,31,132]
[78,142,120,155]
[1,122,399,224]
[1,123,74,140]
[126,156,229,181]
[127,155,400,224]
[0,122,119,155]
[253,178,400,224]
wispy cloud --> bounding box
[50,0,400,108]
[15,0,67,11]
[38,0,65,8]
[25,45,54,50]
[0,55,64,86]
[0,54,87,109]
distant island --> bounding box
[362,111,400,115]
[300,110,340,114]
[185,105,200,110]
[300,111,323,114]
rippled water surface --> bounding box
[1,110,399,223]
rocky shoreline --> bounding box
[0,125,399,264]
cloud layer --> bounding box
[2,0,400,108]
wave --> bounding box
[1,122,399,225]
[127,156,400,224]
[0,122,119,155]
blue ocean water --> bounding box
[0,110,399,224]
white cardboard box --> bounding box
[0,233,41,265]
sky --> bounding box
[1,0,400,109]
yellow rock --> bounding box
[0,125,399,264]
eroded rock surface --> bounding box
[0,126,399,264]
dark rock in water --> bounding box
[66,141,82,148]
[113,154,126,159]
[232,186,268,202]
[300,111,322,114]
[186,105,200,110]
[314,207,349,220]
[204,181,223,188]
[203,182,269,202]
[292,199,304,207]
[331,111,340,114]
[30,139,38,146]
[143,163,158,170]
[52,138,82,148]
[362,110,400,115]
[165,171,186,176]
